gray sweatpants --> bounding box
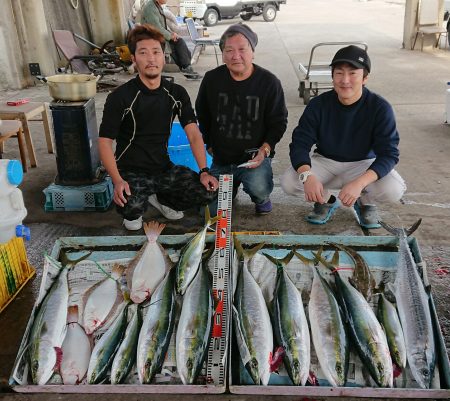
[280,153,406,205]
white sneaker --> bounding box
[148,194,184,220]
[123,216,143,230]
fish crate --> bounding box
[43,176,113,212]
[0,237,35,314]
[9,234,227,394]
[228,234,450,399]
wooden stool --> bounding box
[0,120,28,172]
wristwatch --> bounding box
[299,170,313,183]
[199,167,210,175]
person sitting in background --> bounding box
[195,23,288,216]
[281,45,406,228]
[139,0,201,79]
[98,24,217,231]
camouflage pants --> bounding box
[117,165,217,220]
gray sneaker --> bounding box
[353,201,381,229]
[306,199,340,225]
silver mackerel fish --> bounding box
[380,219,435,389]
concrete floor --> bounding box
[1,0,450,399]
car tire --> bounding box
[240,13,252,21]
[262,4,277,22]
[204,8,219,26]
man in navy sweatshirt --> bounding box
[281,45,406,228]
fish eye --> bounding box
[187,359,193,370]
[422,368,429,377]
[336,364,342,374]
[251,358,258,369]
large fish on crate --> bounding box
[264,251,310,386]
[127,221,171,304]
[176,209,218,295]
[176,260,214,384]
[136,268,177,384]
[60,305,91,385]
[111,303,142,384]
[82,264,125,335]
[233,237,273,386]
[28,252,91,385]
[377,293,407,370]
[300,249,349,387]
[87,302,129,384]
[313,250,393,388]
[380,219,435,389]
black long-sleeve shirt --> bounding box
[195,64,288,165]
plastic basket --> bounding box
[0,237,35,314]
[43,176,113,212]
[168,122,212,172]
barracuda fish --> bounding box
[380,219,435,389]
[233,237,272,386]
[264,251,310,386]
[111,303,142,384]
[377,293,407,369]
[87,302,129,384]
[127,221,171,304]
[176,261,214,384]
[60,305,91,385]
[82,264,125,335]
[29,252,91,385]
[136,268,177,384]
[176,210,218,295]
[328,242,376,301]
[301,250,349,387]
[313,250,393,388]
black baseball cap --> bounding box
[330,45,371,73]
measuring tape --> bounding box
[206,174,233,386]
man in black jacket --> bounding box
[196,23,288,215]
[99,24,217,230]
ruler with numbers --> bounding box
[206,174,233,386]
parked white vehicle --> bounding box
[179,0,287,26]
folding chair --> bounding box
[412,0,448,51]
[185,18,220,66]
[52,30,124,75]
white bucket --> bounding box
[0,160,27,244]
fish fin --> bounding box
[269,346,285,372]
[67,305,79,324]
[379,219,421,237]
[263,250,294,269]
[202,244,215,262]
[143,221,166,242]
[331,249,340,266]
[233,236,265,261]
[111,263,125,279]
[60,251,92,269]
[205,204,211,223]
[311,250,335,271]
[292,249,315,265]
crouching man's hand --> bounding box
[113,179,131,207]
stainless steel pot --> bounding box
[39,74,99,101]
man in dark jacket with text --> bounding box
[196,23,288,215]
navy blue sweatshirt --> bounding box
[290,87,399,179]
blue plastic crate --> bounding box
[168,122,212,172]
[43,177,113,212]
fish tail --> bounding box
[379,219,422,237]
[262,251,294,269]
[311,249,337,272]
[233,235,265,260]
[60,251,92,269]
[67,305,79,324]
[143,221,166,242]
[292,248,315,265]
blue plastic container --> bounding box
[168,122,212,173]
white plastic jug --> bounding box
[0,160,28,243]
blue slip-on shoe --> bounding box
[353,201,381,229]
[306,199,340,225]
[255,199,272,215]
